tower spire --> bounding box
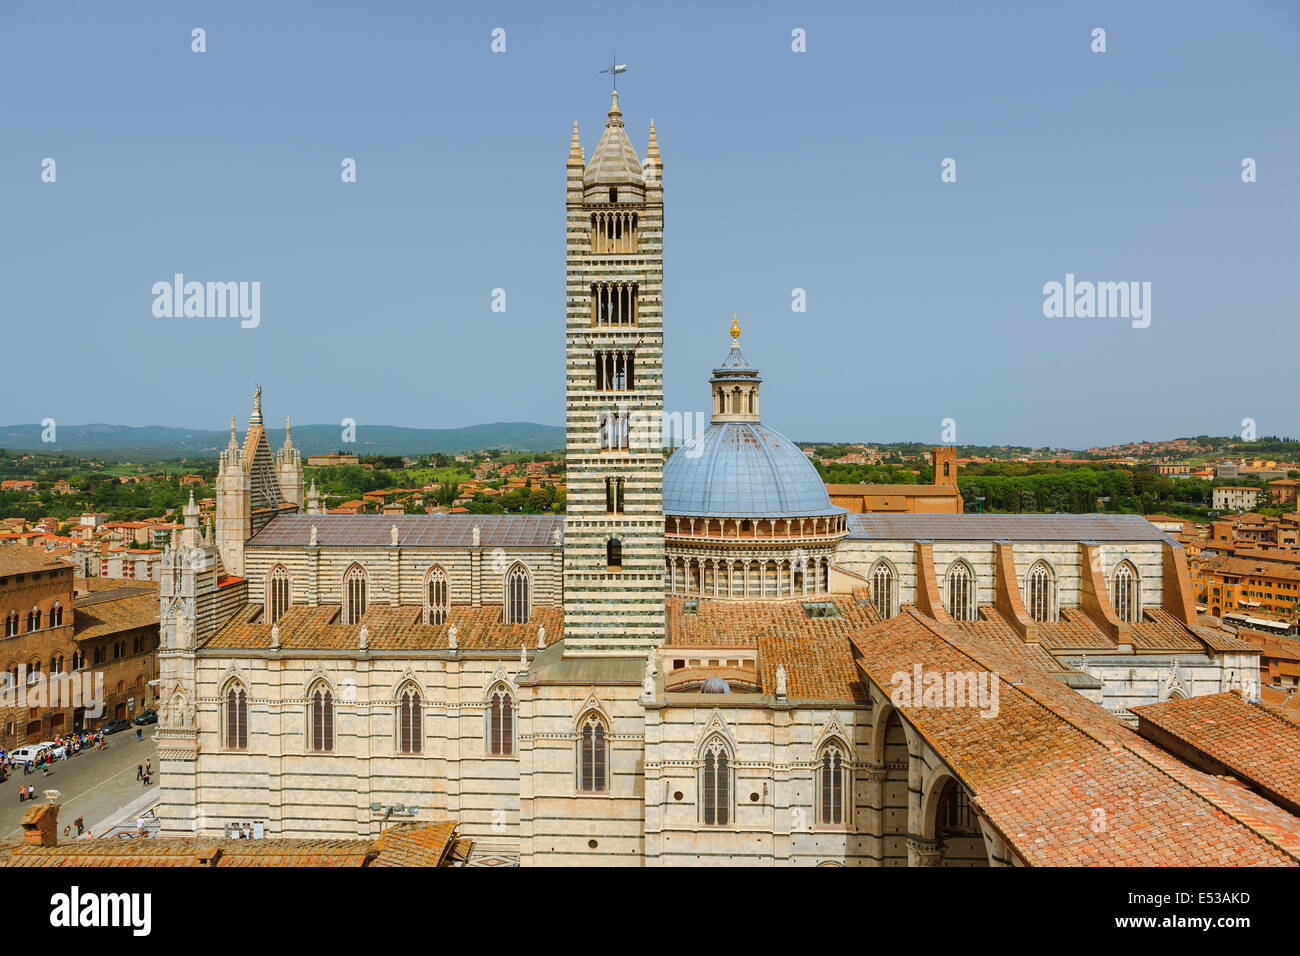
[568,121,585,165]
[730,311,740,348]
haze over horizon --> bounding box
[3,1,1296,447]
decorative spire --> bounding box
[283,416,293,449]
[568,121,585,166]
[607,89,623,126]
[646,119,660,162]
[228,415,238,450]
[250,384,263,424]
[730,311,741,347]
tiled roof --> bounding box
[844,513,1176,543]
[1132,692,1300,812]
[0,548,70,576]
[204,602,560,652]
[664,593,875,701]
[848,610,1300,865]
[72,584,159,641]
[247,514,563,549]
[0,821,457,867]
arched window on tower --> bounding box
[487,684,515,756]
[1112,561,1140,623]
[1025,561,1055,623]
[266,564,290,624]
[577,712,609,792]
[945,561,976,622]
[49,603,63,627]
[425,566,449,625]
[700,735,732,826]
[504,564,530,624]
[606,537,623,571]
[4,611,17,638]
[342,565,368,626]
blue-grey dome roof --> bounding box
[664,421,845,519]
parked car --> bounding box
[38,741,66,759]
[132,710,157,726]
[100,719,132,735]
[8,744,52,764]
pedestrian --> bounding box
[41,764,50,777]
[136,764,142,781]
[74,816,84,836]
[136,728,142,742]
[145,759,151,775]
[16,786,23,803]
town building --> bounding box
[1213,486,1260,512]
[826,447,964,514]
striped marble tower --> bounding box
[562,91,665,656]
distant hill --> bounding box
[0,422,564,459]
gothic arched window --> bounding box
[504,564,530,624]
[1112,561,1140,623]
[342,565,367,626]
[4,611,16,637]
[224,683,248,750]
[577,712,608,792]
[487,684,514,756]
[26,608,39,632]
[425,566,449,625]
[606,537,622,570]
[266,564,290,624]
[870,560,895,619]
[49,603,63,627]
[700,735,732,826]
[1025,561,1055,623]
[945,561,976,622]
[819,740,850,825]
[398,685,422,754]
[309,683,334,752]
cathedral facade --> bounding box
[153,92,1291,867]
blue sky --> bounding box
[2,0,1296,448]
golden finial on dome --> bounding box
[730,311,740,345]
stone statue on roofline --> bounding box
[359,623,369,651]
[775,663,788,700]
[473,526,481,547]
[309,525,318,547]
[536,625,546,649]
[447,624,458,650]
[642,647,657,699]
[270,623,280,650]
[391,524,400,546]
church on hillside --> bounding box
[151,91,1293,867]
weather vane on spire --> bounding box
[600,51,627,90]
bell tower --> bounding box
[562,91,665,656]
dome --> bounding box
[664,421,844,519]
